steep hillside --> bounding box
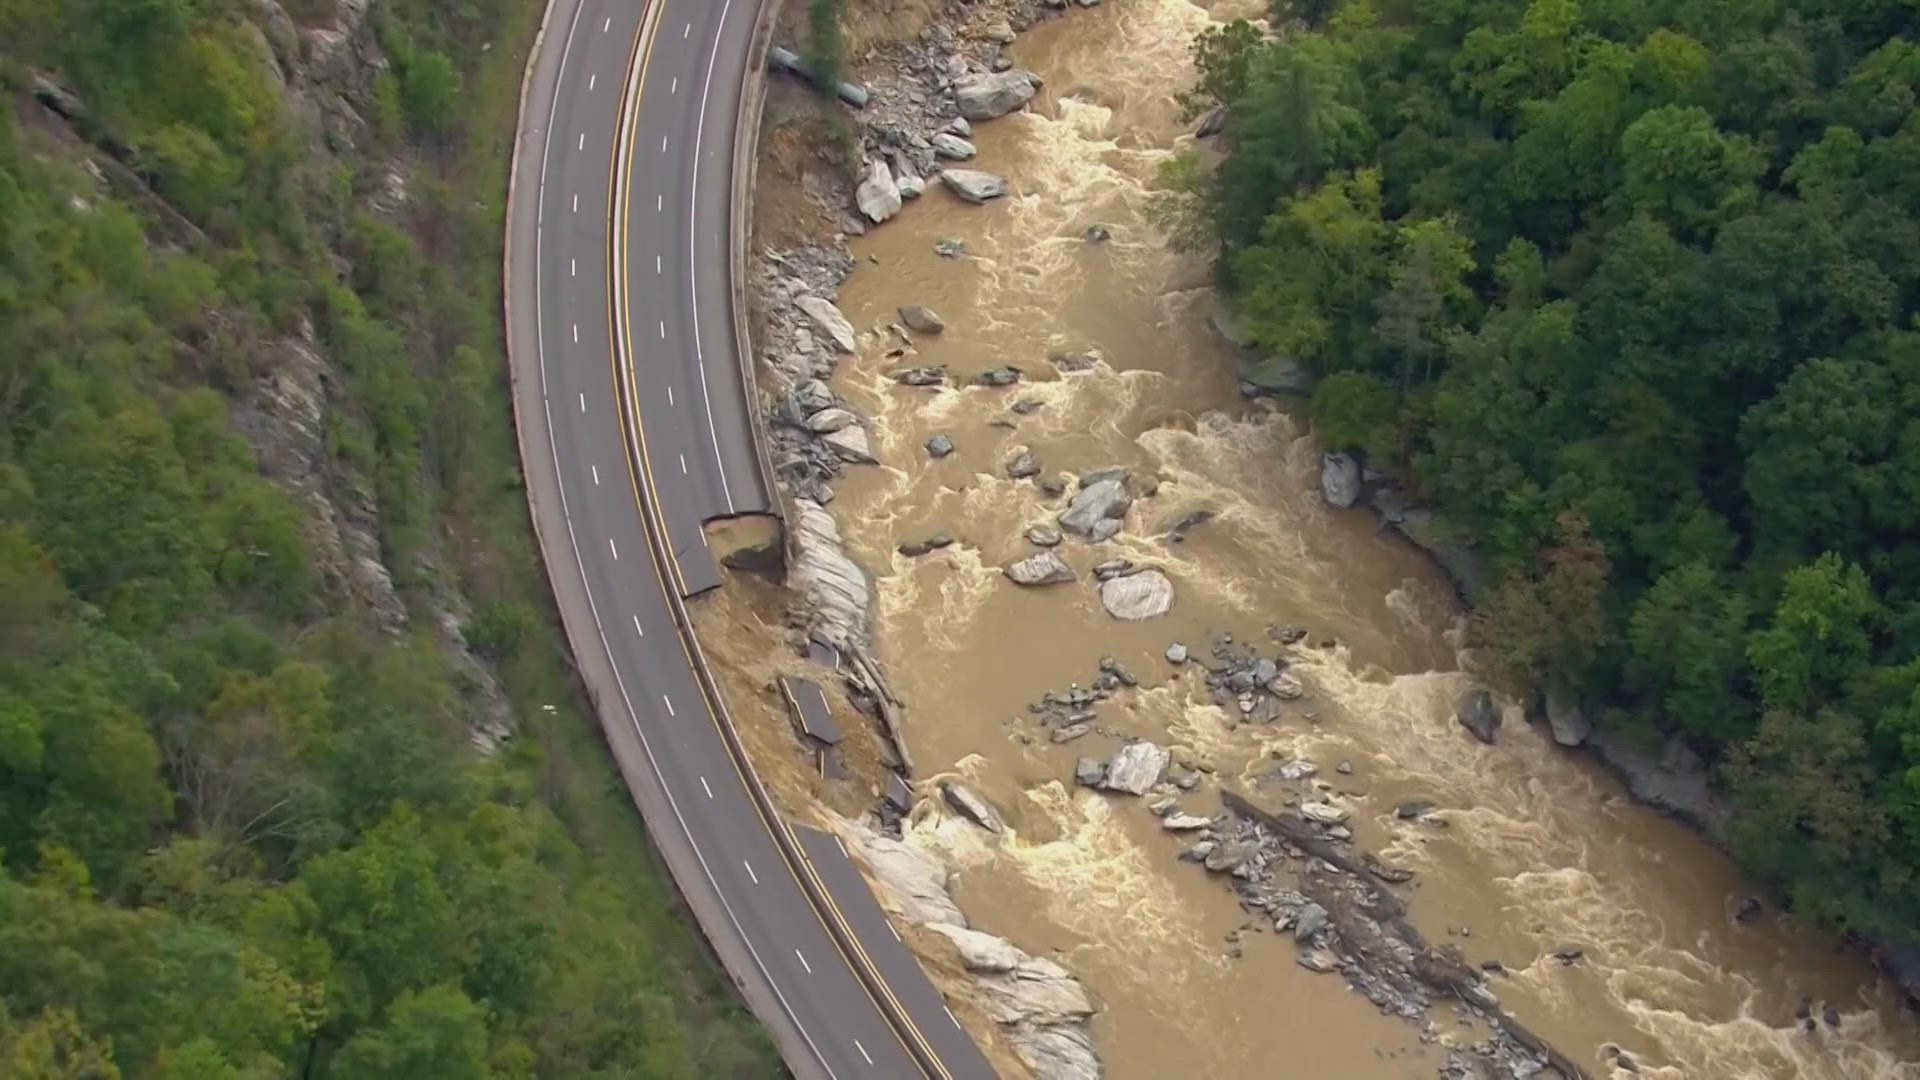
[0,0,774,1072]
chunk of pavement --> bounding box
[1320,450,1361,509]
[1004,551,1075,586]
[953,68,1040,121]
[1006,448,1041,479]
[821,424,877,464]
[1457,687,1501,744]
[940,780,1005,834]
[925,433,955,458]
[795,295,857,353]
[1099,569,1174,620]
[899,304,945,334]
[1057,476,1130,538]
[803,406,859,433]
[1073,756,1106,787]
[1099,740,1169,795]
[1027,524,1063,547]
[855,156,901,223]
[940,168,1009,203]
[931,132,978,160]
[1164,642,1189,664]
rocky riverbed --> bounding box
[724,0,1920,1076]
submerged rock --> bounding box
[1005,551,1075,586]
[1099,569,1173,620]
[1164,642,1189,664]
[1006,448,1041,479]
[899,304,946,334]
[925,433,955,458]
[974,365,1023,387]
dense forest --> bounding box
[0,0,772,1074]
[1171,0,1920,960]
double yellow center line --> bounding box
[598,4,954,1077]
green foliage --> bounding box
[0,0,774,1073]
[1184,0,1920,946]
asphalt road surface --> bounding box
[504,0,995,1076]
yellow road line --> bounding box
[600,7,951,1077]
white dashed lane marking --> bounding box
[679,453,688,474]
[591,464,600,485]
[577,132,584,150]
[588,73,596,90]
[854,1039,872,1065]
[662,694,676,717]
[794,949,813,975]
[743,860,758,884]
[700,776,713,798]
[631,614,644,638]
[608,538,619,560]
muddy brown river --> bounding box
[710,0,1920,1076]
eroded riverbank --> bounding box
[709,0,1920,1076]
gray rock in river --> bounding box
[940,167,1009,203]
[1005,551,1075,586]
[931,132,977,160]
[1293,901,1329,943]
[1195,102,1228,138]
[893,365,947,386]
[855,156,901,223]
[795,295,858,354]
[1457,687,1501,744]
[788,498,870,649]
[954,68,1040,121]
[821,424,877,464]
[1320,450,1361,509]
[1026,524,1063,547]
[925,433,955,458]
[1006,448,1041,479]
[1099,569,1173,620]
[791,378,834,414]
[895,171,926,200]
[974,365,1022,387]
[943,116,972,137]
[1073,756,1107,787]
[940,780,1004,834]
[899,304,945,334]
[1057,476,1131,539]
[1164,642,1188,664]
[1100,740,1169,795]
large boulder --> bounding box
[1320,451,1361,509]
[848,829,965,925]
[940,780,1005,834]
[954,68,1040,120]
[1545,686,1591,747]
[1099,569,1173,620]
[1005,551,1075,586]
[1100,741,1168,795]
[855,156,901,223]
[1457,688,1500,744]
[1007,1023,1101,1080]
[1057,476,1130,540]
[821,424,877,464]
[795,295,857,354]
[941,168,1009,203]
[788,499,871,648]
[924,924,1094,1026]
[802,406,859,433]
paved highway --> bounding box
[503,0,994,1076]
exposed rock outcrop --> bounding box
[789,498,872,650]
[1457,688,1500,744]
[1320,451,1361,509]
[1006,551,1075,586]
[796,294,858,353]
[1057,474,1130,541]
[856,156,902,223]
